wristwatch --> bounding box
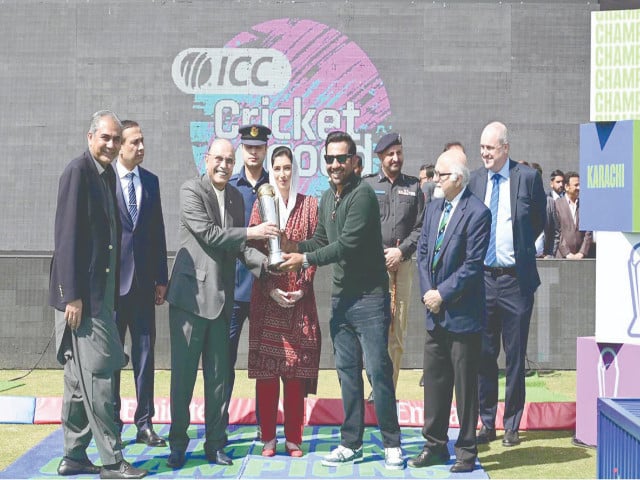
[302,253,310,269]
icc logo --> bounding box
[172,48,291,94]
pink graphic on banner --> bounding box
[186,18,393,197]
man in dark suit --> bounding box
[165,138,278,469]
[49,110,147,478]
[409,149,490,474]
[553,171,592,259]
[113,120,168,447]
[468,121,546,447]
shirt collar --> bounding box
[115,160,140,179]
[487,159,510,181]
[236,166,268,187]
[447,186,466,209]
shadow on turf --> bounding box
[479,431,592,472]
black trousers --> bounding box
[478,272,534,432]
[422,325,481,462]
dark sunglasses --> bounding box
[324,153,352,164]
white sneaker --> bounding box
[321,445,363,466]
[384,446,405,470]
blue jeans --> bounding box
[330,293,401,449]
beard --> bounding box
[433,186,444,199]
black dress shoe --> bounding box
[99,460,147,479]
[166,450,186,469]
[502,430,520,447]
[407,449,448,468]
[476,425,496,444]
[136,427,167,447]
[450,459,475,473]
[206,449,233,466]
[57,457,101,475]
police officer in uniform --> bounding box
[362,132,425,400]
[227,124,272,407]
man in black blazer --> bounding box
[468,122,546,447]
[164,138,278,469]
[113,120,168,447]
[409,149,490,474]
[49,110,147,478]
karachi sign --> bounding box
[172,18,393,197]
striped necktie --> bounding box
[432,201,452,270]
[485,173,501,266]
[126,171,138,224]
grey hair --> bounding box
[451,160,470,187]
[88,110,122,134]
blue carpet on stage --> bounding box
[0,425,487,479]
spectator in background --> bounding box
[554,171,593,259]
[443,141,466,154]
[419,164,436,204]
[539,169,565,257]
[247,146,320,458]
[549,169,565,200]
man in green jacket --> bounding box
[280,131,404,470]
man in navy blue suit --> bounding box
[113,120,168,447]
[468,121,546,447]
[409,149,490,474]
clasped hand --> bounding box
[270,288,304,308]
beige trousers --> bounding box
[387,259,414,388]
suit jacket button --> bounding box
[108,244,113,250]
[105,268,110,273]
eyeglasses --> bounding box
[434,171,452,180]
[324,154,352,164]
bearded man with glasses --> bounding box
[279,131,404,470]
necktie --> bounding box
[126,172,138,224]
[432,201,452,270]
[485,173,501,266]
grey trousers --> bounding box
[57,310,124,465]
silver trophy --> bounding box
[257,184,284,270]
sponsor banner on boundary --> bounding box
[32,397,575,430]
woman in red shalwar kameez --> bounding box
[247,146,320,457]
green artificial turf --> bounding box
[0,369,594,478]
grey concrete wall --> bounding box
[0,256,594,370]
[0,0,595,252]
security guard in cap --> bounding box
[227,124,272,407]
[362,132,425,400]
